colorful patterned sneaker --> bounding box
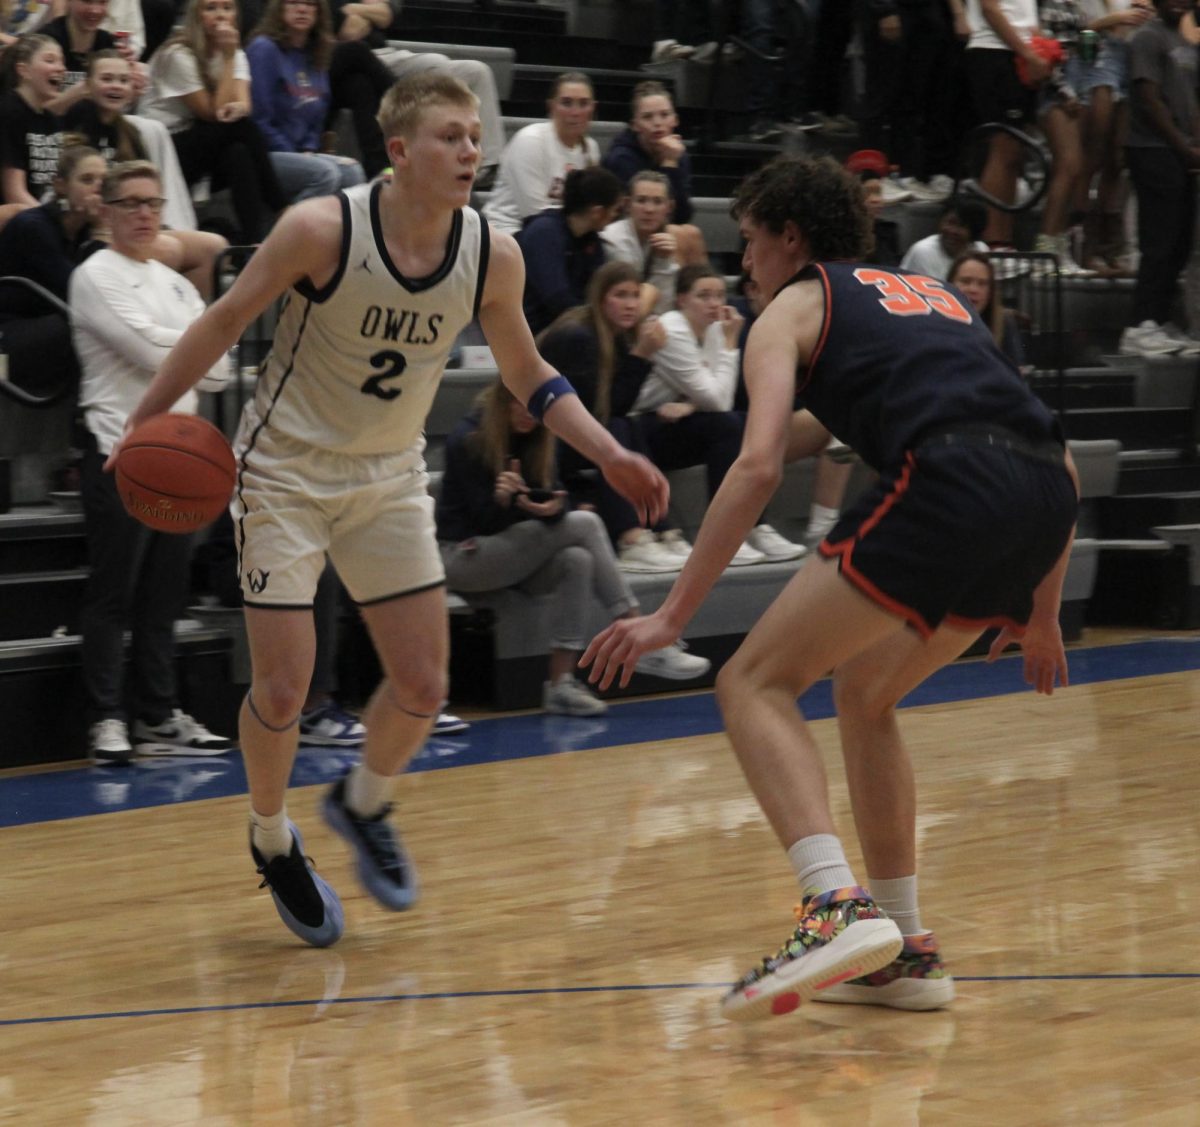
[322,775,419,910]
[721,886,903,1022]
[813,931,955,1011]
[251,822,344,948]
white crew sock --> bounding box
[786,833,857,896]
[346,762,394,819]
[807,502,840,541]
[250,806,292,860]
[868,875,923,936]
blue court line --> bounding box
[2,637,1199,828]
[5,973,1199,1027]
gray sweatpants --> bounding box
[440,511,639,652]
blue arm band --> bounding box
[527,374,577,421]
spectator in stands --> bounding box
[436,378,711,716]
[649,0,715,62]
[845,148,901,266]
[69,159,233,764]
[636,262,803,564]
[0,35,65,228]
[735,0,819,141]
[65,50,229,296]
[947,249,1027,368]
[517,165,622,336]
[246,0,365,202]
[600,169,684,315]
[538,261,680,571]
[900,195,989,278]
[1,0,54,41]
[0,143,103,398]
[322,0,396,178]
[483,70,598,236]
[1118,0,1197,357]
[602,82,696,227]
[41,0,141,114]
[808,0,858,133]
[141,0,287,244]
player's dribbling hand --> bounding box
[581,612,679,690]
[986,618,1068,695]
[600,449,668,526]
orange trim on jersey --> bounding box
[797,263,833,394]
[943,611,1028,637]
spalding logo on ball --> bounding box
[114,414,236,534]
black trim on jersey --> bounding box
[472,209,491,320]
[295,190,353,304]
[354,577,447,607]
[242,600,317,610]
[370,179,464,292]
[233,298,315,583]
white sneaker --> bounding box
[727,541,768,567]
[878,177,912,205]
[132,709,234,757]
[543,676,608,717]
[658,529,692,561]
[926,174,955,197]
[1161,323,1200,356]
[897,177,951,203]
[432,711,470,736]
[747,523,807,562]
[635,640,711,680]
[89,718,133,766]
[618,529,682,573]
[1119,321,1183,357]
[650,38,694,62]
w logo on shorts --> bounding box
[247,568,270,594]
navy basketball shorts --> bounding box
[819,439,1078,638]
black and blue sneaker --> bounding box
[251,821,344,947]
[322,775,419,911]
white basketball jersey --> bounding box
[244,181,489,457]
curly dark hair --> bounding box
[730,155,873,262]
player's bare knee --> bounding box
[249,677,307,727]
[832,666,895,722]
[387,674,445,719]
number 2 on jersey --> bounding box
[853,268,972,324]
[361,349,407,400]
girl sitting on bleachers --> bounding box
[435,377,709,717]
[947,250,1028,374]
[0,35,65,229]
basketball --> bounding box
[114,414,236,534]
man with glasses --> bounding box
[69,159,233,765]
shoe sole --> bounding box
[298,734,365,747]
[135,742,233,757]
[432,723,470,736]
[726,556,767,567]
[721,918,903,1022]
[617,562,681,573]
[813,973,956,1011]
[321,795,420,911]
[634,661,711,681]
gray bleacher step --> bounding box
[0,568,89,641]
[384,40,516,98]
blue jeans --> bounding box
[270,151,365,204]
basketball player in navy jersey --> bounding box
[112,74,668,947]
[583,155,1079,1020]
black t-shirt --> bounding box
[63,100,147,163]
[42,17,117,92]
[0,91,64,201]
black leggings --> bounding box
[171,116,286,243]
[328,40,393,177]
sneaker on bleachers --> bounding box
[89,718,134,766]
[650,38,695,62]
[1119,321,1183,357]
[543,675,608,717]
[897,176,953,203]
[658,528,692,562]
[878,176,913,206]
[432,711,470,736]
[784,111,824,132]
[741,118,783,144]
[1161,323,1200,356]
[747,523,807,562]
[816,112,858,135]
[299,702,365,747]
[690,40,720,63]
[619,529,682,573]
[133,709,233,757]
[635,640,711,680]
[1032,233,1095,278]
[728,541,768,567]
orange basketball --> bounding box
[114,414,236,534]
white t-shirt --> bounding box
[633,309,739,415]
[600,217,680,315]
[141,44,251,134]
[967,0,1038,50]
[899,234,990,281]
[482,120,599,236]
[70,248,224,454]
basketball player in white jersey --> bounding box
[111,74,669,947]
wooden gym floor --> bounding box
[2,628,1199,1125]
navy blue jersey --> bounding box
[790,261,1061,471]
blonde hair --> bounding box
[469,380,555,488]
[537,260,642,425]
[102,159,161,200]
[160,0,242,94]
[376,73,478,141]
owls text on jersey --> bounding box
[245,180,491,457]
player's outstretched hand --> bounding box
[987,617,1068,695]
[581,612,679,690]
[601,449,668,527]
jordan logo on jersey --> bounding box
[360,305,443,346]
